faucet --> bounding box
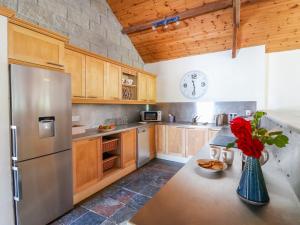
[192,115,200,124]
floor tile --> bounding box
[81,197,124,217]
[71,212,105,225]
[101,219,116,225]
[109,206,137,224]
[127,194,151,210]
[50,207,88,225]
[110,188,136,204]
[139,184,160,197]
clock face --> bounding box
[180,71,208,99]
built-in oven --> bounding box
[140,111,162,122]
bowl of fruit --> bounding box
[98,124,116,132]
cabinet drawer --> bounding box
[8,23,65,69]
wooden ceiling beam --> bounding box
[122,0,253,34]
[232,0,241,58]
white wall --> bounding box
[145,46,266,109]
[0,15,15,225]
[266,49,300,111]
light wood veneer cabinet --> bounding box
[138,73,156,102]
[149,125,156,159]
[65,49,86,98]
[86,56,106,99]
[72,138,102,194]
[185,128,208,157]
[121,129,137,168]
[8,23,65,70]
[156,125,166,154]
[166,126,186,157]
[105,63,122,100]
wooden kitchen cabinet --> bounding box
[64,49,86,98]
[147,75,156,101]
[8,22,65,70]
[156,125,166,154]
[105,63,122,100]
[121,129,137,168]
[166,126,186,157]
[86,56,106,99]
[185,128,208,157]
[137,73,148,101]
[72,138,102,193]
[149,125,156,159]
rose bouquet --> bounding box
[227,111,289,159]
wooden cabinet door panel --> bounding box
[166,126,186,157]
[121,129,137,168]
[8,23,64,69]
[65,49,86,98]
[149,125,156,160]
[138,73,148,101]
[156,125,166,154]
[105,63,121,100]
[185,128,208,157]
[86,56,105,98]
[147,76,156,101]
[73,138,101,193]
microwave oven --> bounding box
[140,111,162,122]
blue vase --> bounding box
[237,156,270,205]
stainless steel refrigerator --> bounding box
[10,64,73,225]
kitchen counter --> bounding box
[129,132,300,225]
[72,122,222,141]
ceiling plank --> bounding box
[232,0,241,58]
[122,0,252,34]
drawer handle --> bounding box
[46,62,64,67]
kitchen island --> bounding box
[129,134,300,225]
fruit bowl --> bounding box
[98,124,116,132]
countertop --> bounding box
[129,132,300,225]
[72,122,222,141]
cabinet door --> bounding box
[72,138,101,193]
[86,56,106,98]
[147,75,156,102]
[185,128,208,157]
[8,23,65,69]
[65,49,86,98]
[138,73,148,101]
[105,63,121,100]
[156,125,166,154]
[208,128,221,142]
[166,126,186,157]
[121,129,137,168]
[149,125,156,160]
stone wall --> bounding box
[0,0,144,68]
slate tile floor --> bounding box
[51,159,184,225]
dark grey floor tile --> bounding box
[110,188,135,204]
[127,194,151,210]
[123,177,150,193]
[50,207,88,225]
[71,212,106,225]
[109,206,137,224]
[139,184,160,197]
[101,219,116,225]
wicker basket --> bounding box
[103,155,118,171]
[103,138,118,152]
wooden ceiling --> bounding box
[107,0,300,63]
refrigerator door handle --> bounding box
[11,125,18,161]
[12,166,22,201]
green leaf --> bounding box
[226,141,236,149]
[274,135,289,148]
[269,131,283,136]
[258,128,268,135]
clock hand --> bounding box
[192,80,196,96]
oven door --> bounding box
[143,111,159,121]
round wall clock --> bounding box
[180,71,208,99]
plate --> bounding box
[98,127,116,132]
[197,159,227,173]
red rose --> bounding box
[230,117,252,139]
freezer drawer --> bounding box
[14,150,73,225]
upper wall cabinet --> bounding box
[65,49,86,98]
[86,56,106,99]
[138,73,156,102]
[105,63,121,100]
[8,22,65,70]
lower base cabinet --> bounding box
[149,125,156,159]
[72,138,102,194]
[185,128,208,157]
[166,126,186,157]
[121,129,137,168]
